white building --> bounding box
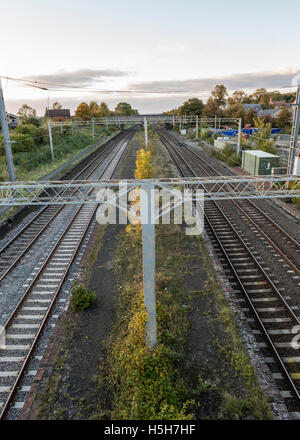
[6,113,21,128]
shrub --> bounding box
[15,123,39,137]
[211,145,241,167]
[70,285,96,311]
[10,133,36,153]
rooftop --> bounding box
[258,109,279,117]
[243,103,262,112]
[46,109,71,117]
[244,149,278,158]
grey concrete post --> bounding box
[0,78,15,181]
[144,117,148,147]
[92,118,95,139]
[141,181,156,348]
[288,85,300,174]
[237,118,242,155]
[48,122,54,161]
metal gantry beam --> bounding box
[0,175,299,206]
[51,116,241,125]
[1,175,299,349]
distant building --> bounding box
[257,109,280,118]
[270,99,289,109]
[45,109,71,122]
[243,103,262,113]
[7,113,21,128]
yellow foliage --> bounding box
[135,148,154,179]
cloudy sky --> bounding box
[2,0,300,115]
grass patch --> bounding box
[36,315,77,420]
[93,223,196,420]
[83,225,107,284]
[0,126,118,181]
[210,145,241,167]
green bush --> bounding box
[15,123,38,137]
[10,133,36,152]
[70,285,96,311]
[211,145,241,167]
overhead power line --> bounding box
[0,75,298,95]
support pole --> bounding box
[196,115,199,140]
[180,116,182,132]
[48,122,54,161]
[173,114,175,129]
[214,115,217,129]
[141,181,156,349]
[0,78,15,181]
[144,117,148,147]
[237,118,242,155]
[92,118,95,139]
[288,85,300,175]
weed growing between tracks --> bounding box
[93,223,195,419]
[32,128,273,420]
[94,223,272,420]
[90,130,273,420]
[36,315,78,420]
[70,285,96,311]
[92,140,195,419]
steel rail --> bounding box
[0,131,124,253]
[156,126,300,401]
[173,142,300,278]
[0,130,128,282]
[0,128,136,419]
[179,138,300,247]
[163,131,300,277]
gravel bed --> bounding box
[0,134,130,419]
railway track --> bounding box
[159,129,300,277]
[155,126,300,419]
[0,127,136,419]
[0,131,129,282]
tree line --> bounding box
[74,101,138,120]
[8,85,296,131]
[164,85,295,130]
[12,101,139,125]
